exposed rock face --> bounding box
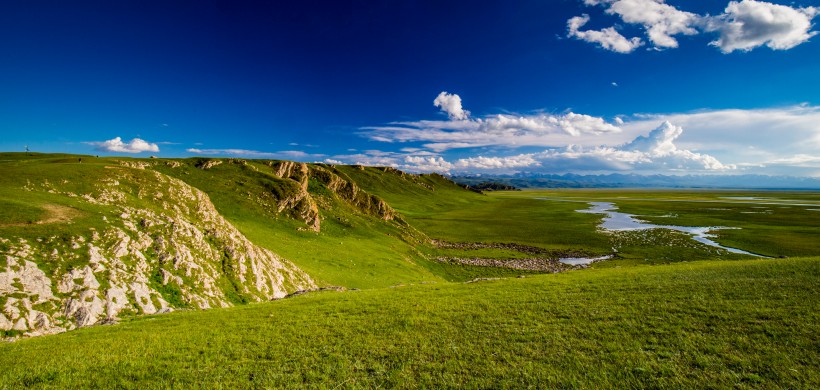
[196,159,223,170]
[271,161,321,232]
[265,162,400,232]
[1,167,315,339]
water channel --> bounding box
[575,202,766,257]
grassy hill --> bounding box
[2,153,819,388]
[1,153,560,337]
[1,257,817,388]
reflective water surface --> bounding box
[577,202,766,257]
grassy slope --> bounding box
[1,257,817,388]
[0,155,121,274]
[152,160,442,289]
[337,167,611,253]
[0,154,448,289]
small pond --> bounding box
[559,255,612,266]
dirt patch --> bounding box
[38,204,81,224]
[1,204,81,227]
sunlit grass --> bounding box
[1,258,817,388]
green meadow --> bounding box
[2,154,819,388]
[1,258,817,388]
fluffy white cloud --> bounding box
[362,93,623,151]
[567,14,644,53]
[620,104,820,155]
[706,0,819,52]
[397,121,732,174]
[571,0,819,52]
[403,156,454,172]
[602,0,699,48]
[360,94,820,175]
[89,137,159,153]
[433,91,470,120]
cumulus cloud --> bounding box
[571,0,819,52]
[397,121,732,174]
[705,0,819,52]
[403,156,454,172]
[434,91,470,120]
[88,137,160,154]
[360,94,820,175]
[602,0,699,48]
[616,104,820,167]
[567,14,644,53]
[362,92,623,152]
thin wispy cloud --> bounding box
[570,0,819,53]
[87,137,160,154]
[186,148,326,160]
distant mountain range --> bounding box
[453,173,820,190]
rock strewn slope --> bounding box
[1,166,315,338]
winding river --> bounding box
[576,202,767,258]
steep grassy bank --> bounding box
[1,257,817,388]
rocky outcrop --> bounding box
[1,167,315,339]
[269,161,321,231]
[263,162,401,232]
[196,159,222,170]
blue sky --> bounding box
[2,0,819,176]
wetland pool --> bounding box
[577,202,766,257]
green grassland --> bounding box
[2,153,820,388]
[1,258,817,388]
[498,189,820,259]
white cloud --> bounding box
[362,93,623,152]
[398,121,732,174]
[88,137,160,154]
[602,0,699,48]
[455,155,541,170]
[619,105,820,157]
[571,0,819,52]
[362,93,820,176]
[567,14,644,53]
[610,104,820,176]
[706,0,819,52]
[323,158,345,165]
[765,154,820,166]
[403,156,454,172]
[433,91,470,120]
[186,148,325,160]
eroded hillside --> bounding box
[1,158,321,338]
[1,154,483,339]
